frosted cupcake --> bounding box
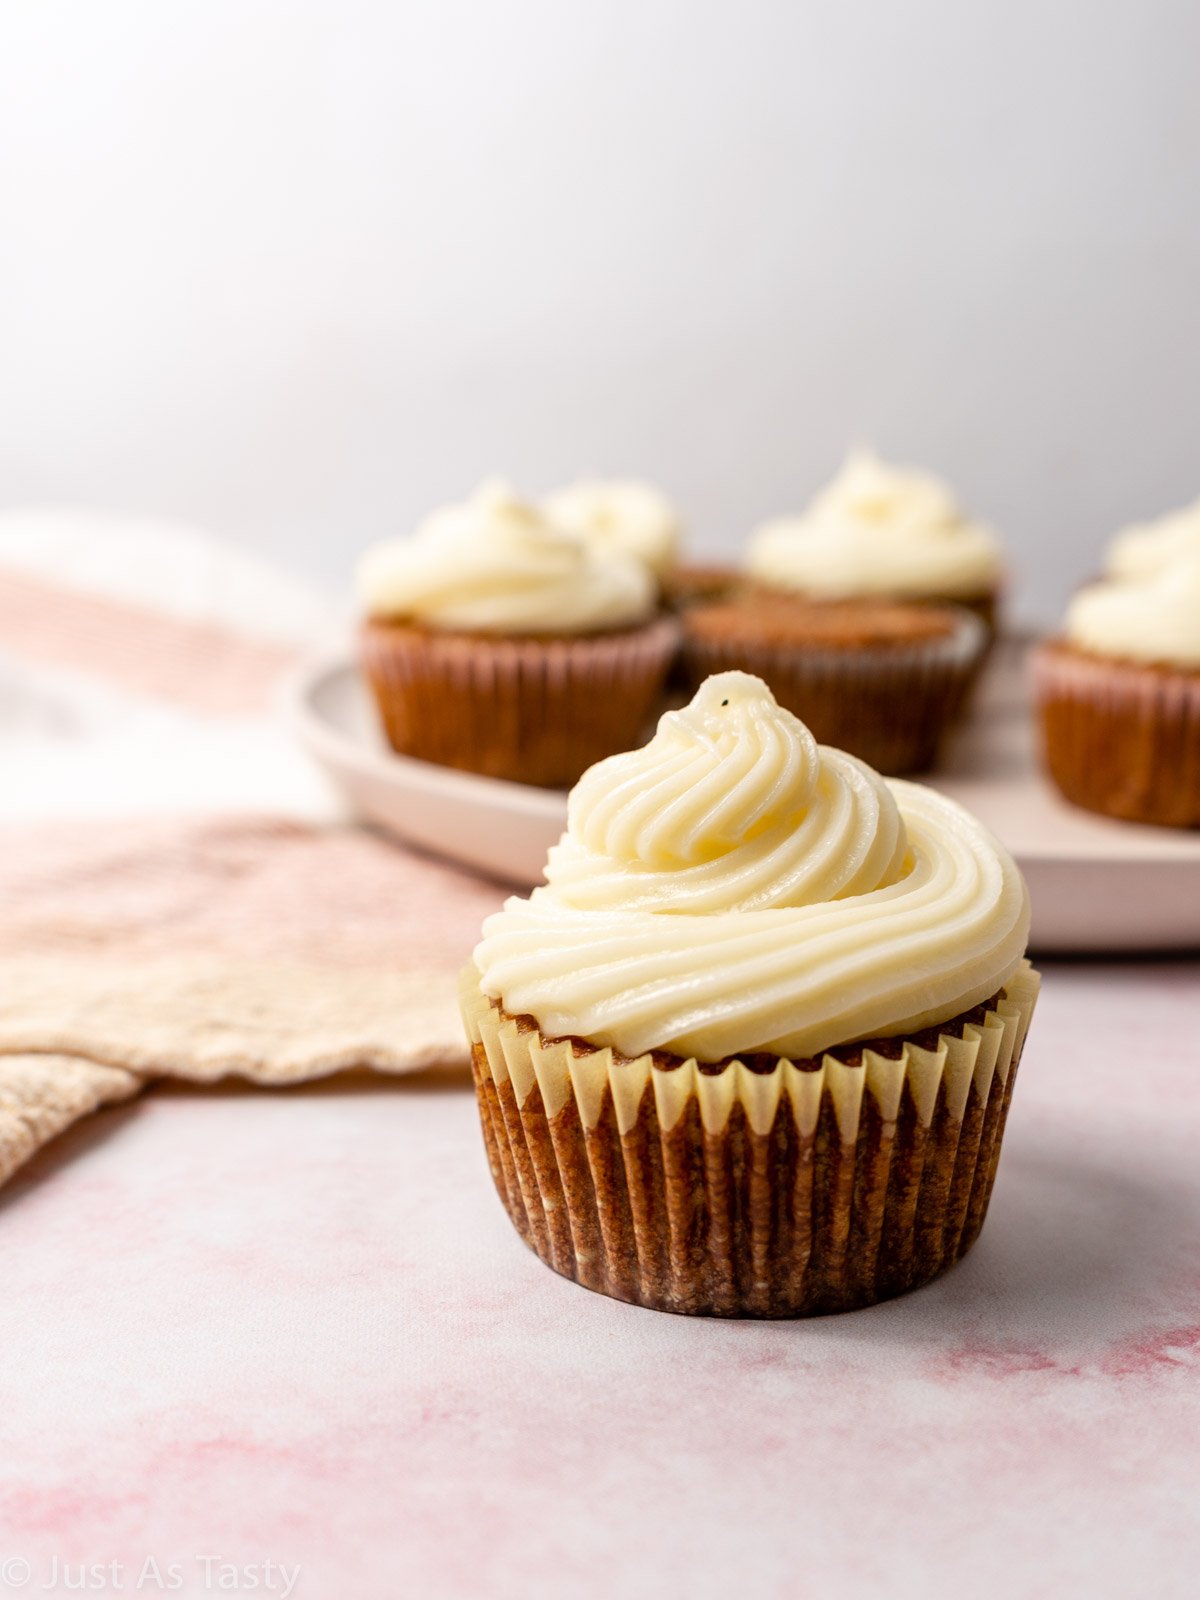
[358,481,679,787]
[746,449,1004,633]
[1033,557,1200,827]
[1104,496,1200,581]
[461,672,1038,1317]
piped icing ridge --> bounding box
[1105,497,1200,581]
[475,672,1030,1062]
[746,448,1002,600]
[357,480,656,634]
[543,479,681,579]
[1065,556,1200,669]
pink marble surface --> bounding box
[1,962,1198,1599]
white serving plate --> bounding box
[286,643,1200,953]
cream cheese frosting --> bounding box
[746,449,1002,600]
[543,479,681,579]
[1105,497,1200,581]
[475,672,1030,1061]
[1064,556,1200,669]
[357,480,656,634]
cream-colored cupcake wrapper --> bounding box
[461,962,1039,1317]
[462,962,1037,1139]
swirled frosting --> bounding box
[475,671,1030,1061]
[357,480,656,634]
[746,449,1002,600]
[544,480,682,579]
[1105,498,1200,581]
[1065,556,1200,668]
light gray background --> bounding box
[1,0,1197,623]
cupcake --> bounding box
[461,672,1038,1317]
[1033,557,1200,827]
[1104,496,1200,581]
[746,449,1004,634]
[358,481,679,788]
[681,594,986,774]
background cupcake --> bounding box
[358,480,679,788]
[1033,556,1200,828]
[463,671,1037,1318]
[746,448,1005,634]
[681,594,985,774]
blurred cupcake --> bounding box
[543,478,681,584]
[462,671,1038,1317]
[746,449,1004,634]
[1033,557,1200,828]
[681,594,986,774]
[1104,496,1200,581]
[358,480,679,788]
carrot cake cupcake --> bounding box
[461,671,1038,1316]
[681,593,985,774]
[1033,556,1200,827]
[746,449,1004,633]
[358,480,679,788]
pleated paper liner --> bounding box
[680,608,986,776]
[461,962,1039,1317]
[361,615,679,789]
[1033,640,1200,828]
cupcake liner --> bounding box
[681,609,986,775]
[461,962,1039,1318]
[361,615,680,788]
[1033,641,1200,828]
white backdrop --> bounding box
[1,0,1197,623]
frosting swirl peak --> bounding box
[357,480,656,634]
[476,673,1029,1062]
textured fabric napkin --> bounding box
[0,512,503,1186]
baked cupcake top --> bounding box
[357,480,656,635]
[685,595,964,651]
[1105,497,1200,581]
[746,449,1002,601]
[1064,556,1200,669]
[475,671,1029,1062]
[543,479,681,580]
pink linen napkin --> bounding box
[0,515,503,1187]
